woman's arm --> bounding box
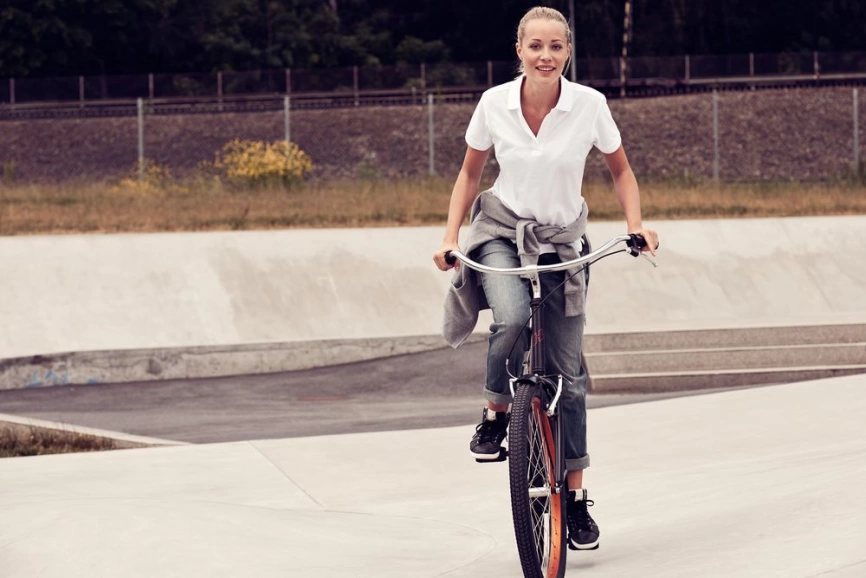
[603,145,658,255]
[433,146,491,270]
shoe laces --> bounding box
[568,498,597,531]
[474,419,504,443]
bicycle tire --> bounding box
[509,383,568,578]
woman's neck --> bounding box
[521,75,560,111]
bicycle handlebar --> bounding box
[444,233,652,274]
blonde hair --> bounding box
[516,7,572,74]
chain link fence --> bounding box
[2,52,866,107]
[0,86,862,185]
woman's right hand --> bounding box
[433,241,461,271]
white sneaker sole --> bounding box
[569,538,600,550]
[470,449,503,460]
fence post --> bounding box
[148,73,154,100]
[428,93,435,176]
[353,66,359,106]
[9,78,14,105]
[619,0,633,98]
[749,53,756,90]
[284,95,291,146]
[712,88,720,181]
[685,55,690,84]
[285,68,292,95]
[487,60,493,87]
[79,76,85,108]
[855,88,860,174]
[814,51,820,80]
[217,71,223,111]
[137,98,145,182]
[420,63,426,90]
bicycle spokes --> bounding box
[529,399,555,570]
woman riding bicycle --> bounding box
[433,6,658,552]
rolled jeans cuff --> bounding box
[484,388,513,406]
[566,455,590,471]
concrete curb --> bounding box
[0,333,487,391]
[589,365,866,394]
[0,412,186,448]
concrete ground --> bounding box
[2,372,864,577]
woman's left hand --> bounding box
[629,228,659,256]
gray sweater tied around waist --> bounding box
[442,191,588,348]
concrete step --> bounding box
[585,343,866,374]
[583,324,866,353]
[588,365,866,394]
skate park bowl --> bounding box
[1,215,864,391]
[0,215,865,577]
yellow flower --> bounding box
[215,140,314,187]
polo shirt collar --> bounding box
[507,75,573,112]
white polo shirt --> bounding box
[465,75,622,227]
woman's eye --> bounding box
[530,44,540,50]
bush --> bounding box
[215,139,314,188]
[3,160,16,184]
[113,160,178,195]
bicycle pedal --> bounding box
[475,450,508,464]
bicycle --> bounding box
[445,233,655,578]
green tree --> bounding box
[1,0,865,79]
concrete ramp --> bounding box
[1,216,864,386]
[583,215,866,332]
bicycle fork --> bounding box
[550,402,566,496]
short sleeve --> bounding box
[465,96,493,151]
[592,98,622,154]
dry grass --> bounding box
[585,178,866,220]
[0,425,117,458]
[0,176,864,235]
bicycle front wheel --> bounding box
[508,383,567,578]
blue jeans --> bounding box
[472,239,590,471]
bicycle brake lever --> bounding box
[640,252,659,268]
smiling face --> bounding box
[516,17,571,85]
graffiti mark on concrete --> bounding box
[25,371,98,388]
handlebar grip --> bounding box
[626,234,647,257]
[628,234,648,249]
[444,251,456,266]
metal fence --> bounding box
[2,51,866,109]
[0,85,861,185]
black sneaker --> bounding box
[567,489,600,550]
[469,408,509,461]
